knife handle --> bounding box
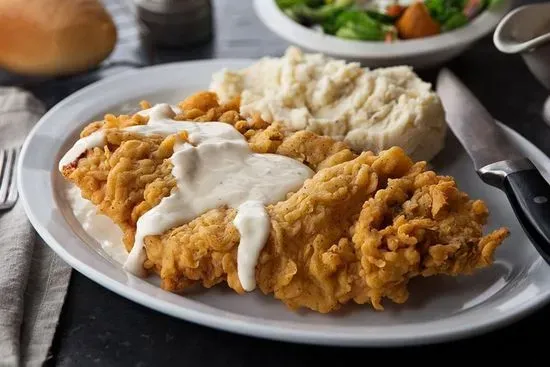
[503,168,550,264]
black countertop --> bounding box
[17,0,550,365]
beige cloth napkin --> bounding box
[0,87,72,367]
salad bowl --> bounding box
[254,0,513,68]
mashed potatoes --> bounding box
[209,46,447,162]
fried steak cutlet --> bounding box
[60,91,509,313]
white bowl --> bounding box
[254,0,513,68]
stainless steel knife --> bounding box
[436,68,550,265]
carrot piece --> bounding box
[386,4,405,18]
[396,2,440,39]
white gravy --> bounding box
[233,200,271,291]
[59,104,314,290]
[66,184,128,265]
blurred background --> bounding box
[0,0,292,108]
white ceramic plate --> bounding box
[18,59,550,347]
[254,0,513,68]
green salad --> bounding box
[276,0,501,42]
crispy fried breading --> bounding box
[61,91,509,313]
[350,166,509,310]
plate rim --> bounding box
[17,58,550,347]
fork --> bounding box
[0,147,20,210]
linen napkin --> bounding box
[0,87,72,367]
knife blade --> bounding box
[436,68,524,170]
[436,68,550,265]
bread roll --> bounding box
[0,0,117,76]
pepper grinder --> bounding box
[133,0,213,48]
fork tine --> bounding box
[6,148,19,204]
[0,148,14,203]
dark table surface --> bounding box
[6,0,549,365]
